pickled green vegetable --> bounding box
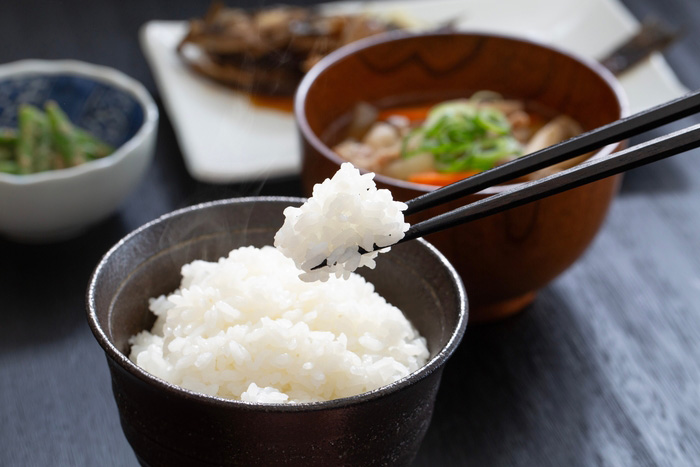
[0,160,19,174]
[75,128,113,160]
[16,105,43,174]
[0,131,14,161]
[0,127,16,145]
[0,102,113,175]
[46,101,86,167]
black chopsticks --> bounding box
[399,89,700,244]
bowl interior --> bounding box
[0,73,144,147]
[297,32,626,192]
[90,198,466,392]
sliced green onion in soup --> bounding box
[424,100,477,127]
[474,108,511,135]
[403,101,520,167]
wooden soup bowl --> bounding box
[296,32,628,321]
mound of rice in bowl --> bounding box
[274,162,409,282]
[129,245,429,404]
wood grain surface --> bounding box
[1,0,699,466]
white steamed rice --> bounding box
[274,162,409,282]
[129,245,429,404]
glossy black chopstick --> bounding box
[400,122,700,243]
[403,89,700,216]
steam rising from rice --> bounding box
[274,162,409,282]
[129,246,429,404]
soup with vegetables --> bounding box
[332,91,585,186]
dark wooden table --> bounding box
[2,1,699,465]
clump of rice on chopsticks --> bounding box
[275,162,409,282]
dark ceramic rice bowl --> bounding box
[87,197,467,466]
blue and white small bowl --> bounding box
[0,60,158,241]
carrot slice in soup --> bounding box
[408,170,481,186]
[377,105,432,122]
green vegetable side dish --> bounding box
[401,100,523,173]
[0,101,114,175]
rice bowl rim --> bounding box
[87,196,468,412]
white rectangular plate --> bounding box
[140,0,689,184]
